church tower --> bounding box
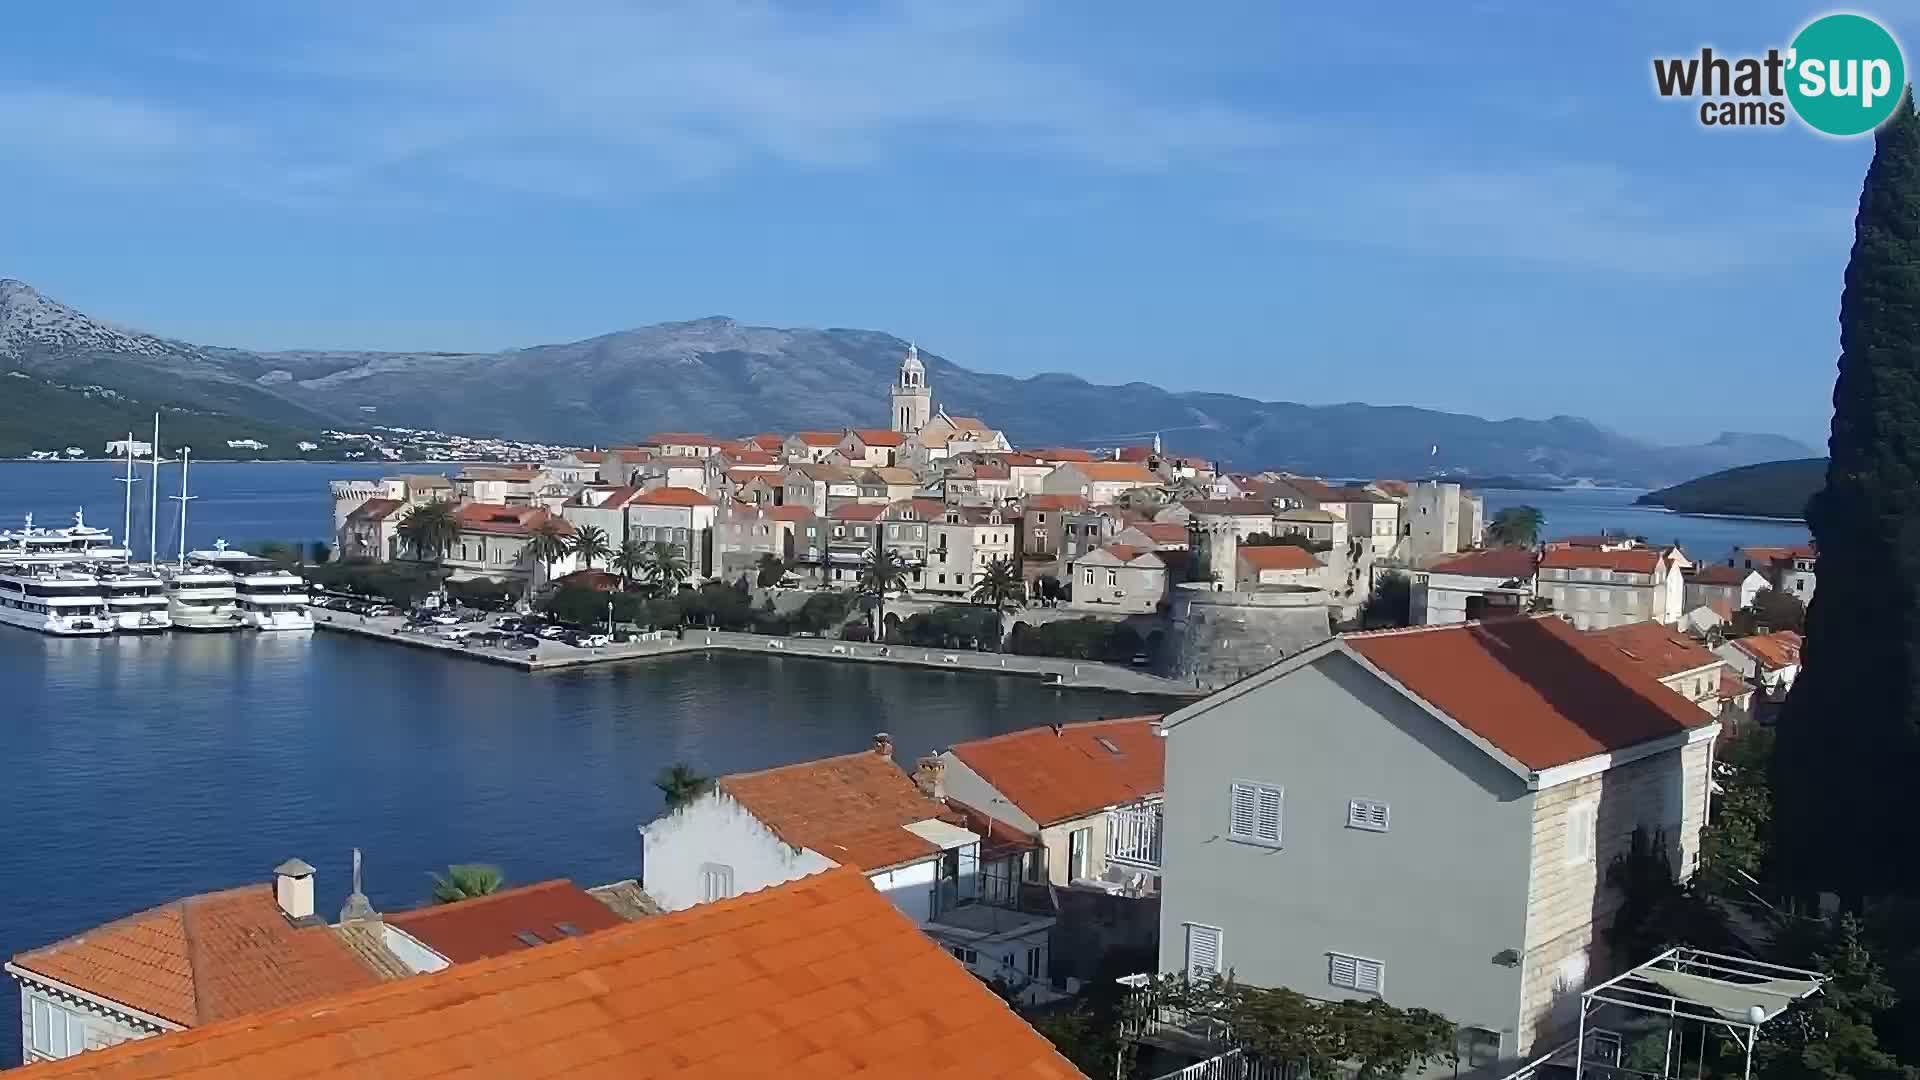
[891,342,932,434]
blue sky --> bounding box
[3,2,1913,447]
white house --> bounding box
[1148,617,1718,1072]
[1684,565,1768,614]
[1535,544,1685,630]
[924,505,1015,599]
[1041,462,1163,504]
[624,487,718,581]
[1410,547,1538,626]
[939,716,1165,896]
[1715,630,1803,697]
[1067,545,1167,614]
[638,738,1057,1001]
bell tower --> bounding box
[891,342,932,434]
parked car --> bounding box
[468,631,503,646]
[575,633,611,648]
[536,624,569,640]
[440,628,473,642]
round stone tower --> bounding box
[1166,582,1334,691]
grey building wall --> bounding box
[1158,651,1535,1049]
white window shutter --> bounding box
[1256,786,1283,844]
[1330,953,1358,988]
[1186,924,1222,980]
[1230,783,1258,839]
[1369,803,1390,831]
[1355,958,1384,994]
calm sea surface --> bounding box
[0,464,1810,1065]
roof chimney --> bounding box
[913,755,946,800]
[873,732,894,759]
[338,847,379,924]
[274,858,317,924]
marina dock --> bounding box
[314,611,1200,697]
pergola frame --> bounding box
[1574,946,1826,1080]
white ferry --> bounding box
[0,511,130,565]
[0,566,114,636]
[161,561,245,632]
[187,543,313,630]
[96,564,174,632]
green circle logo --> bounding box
[1787,14,1906,136]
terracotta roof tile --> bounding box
[1687,564,1759,586]
[1237,545,1319,570]
[454,503,565,537]
[829,503,887,522]
[1023,494,1089,512]
[18,869,1085,1080]
[1134,522,1190,544]
[948,718,1164,826]
[1584,620,1722,680]
[1425,547,1538,579]
[1025,448,1098,463]
[1066,462,1159,483]
[632,486,714,507]
[717,751,957,871]
[849,429,906,447]
[13,885,389,1028]
[1344,616,1714,770]
[792,431,842,446]
[1730,630,1803,670]
[386,880,628,963]
[1538,547,1663,573]
[345,496,404,524]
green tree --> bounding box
[1362,570,1412,627]
[430,863,504,904]
[858,548,912,637]
[1731,588,1806,637]
[309,541,333,565]
[570,524,612,571]
[612,539,649,591]
[654,762,711,810]
[970,555,1025,647]
[754,553,789,588]
[642,540,689,594]
[1486,505,1545,547]
[1759,916,1916,1080]
[1775,89,1920,907]
[397,500,460,564]
[1700,728,1775,889]
[526,518,573,586]
[1131,975,1455,1078]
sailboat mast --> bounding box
[149,413,161,565]
[174,447,194,570]
[116,431,138,562]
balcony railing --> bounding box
[928,867,1056,936]
[1108,801,1163,869]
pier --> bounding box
[313,611,1200,697]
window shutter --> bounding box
[1329,953,1358,988]
[1355,958,1385,994]
[1256,785,1283,844]
[1186,924,1222,980]
[1230,783,1258,839]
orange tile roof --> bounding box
[1025,447,1097,463]
[1069,461,1159,483]
[1133,521,1190,544]
[1688,564,1759,586]
[725,449,779,466]
[829,503,887,522]
[718,750,957,871]
[12,885,388,1028]
[385,880,628,963]
[1738,544,1816,563]
[1730,629,1803,670]
[345,496,404,524]
[744,432,785,449]
[850,428,907,447]
[19,868,1086,1080]
[791,430,842,446]
[948,717,1165,826]
[1538,547,1663,573]
[1345,617,1714,770]
[1584,620,1722,680]
[632,486,714,507]
[1023,494,1090,512]
[1425,547,1538,579]
[1237,545,1319,570]
[454,502,565,536]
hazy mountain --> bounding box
[0,279,1817,484]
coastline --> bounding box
[1631,501,1808,524]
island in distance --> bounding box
[2,277,1812,486]
[1634,458,1827,520]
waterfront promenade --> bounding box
[313,611,1198,696]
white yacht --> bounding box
[0,511,130,566]
[96,563,173,632]
[161,561,244,631]
[0,566,114,635]
[187,543,313,630]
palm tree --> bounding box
[430,863,504,904]
[970,555,1026,610]
[654,762,711,810]
[526,518,573,587]
[571,524,612,571]
[858,548,912,639]
[613,539,649,591]
[755,553,789,588]
[1487,506,1546,547]
[398,500,460,564]
[643,540,689,594]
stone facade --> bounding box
[1165,582,1333,690]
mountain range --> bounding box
[1,278,1815,485]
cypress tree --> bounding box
[1775,89,1920,905]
